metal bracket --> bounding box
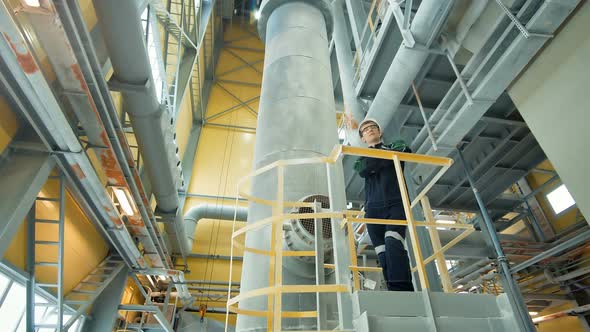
[10,141,84,155]
[494,0,553,39]
[107,77,151,94]
[421,289,439,332]
[402,42,447,55]
[411,82,438,151]
[445,50,474,105]
[389,0,416,47]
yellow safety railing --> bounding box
[225,144,475,331]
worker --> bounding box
[354,118,414,291]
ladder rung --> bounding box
[65,300,86,305]
[94,266,116,271]
[71,289,95,294]
[35,240,60,245]
[35,324,59,328]
[37,283,58,288]
[36,219,61,224]
[81,281,102,285]
[90,272,107,277]
[35,261,59,267]
[35,303,55,307]
[36,197,60,202]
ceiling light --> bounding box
[435,219,456,224]
[254,10,261,20]
[457,284,464,289]
[23,0,41,7]
[529,311,538,316]
[112,187,137,216]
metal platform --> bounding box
[352,290,519,332]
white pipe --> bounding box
[183,204,248,253]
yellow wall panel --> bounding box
[189,126,255,197]
[183,20,264,325]
[77,0,98,31]
[4,222,27,269]
[119,277,145,322]
[0,96,19,154]
[226,48,264,64]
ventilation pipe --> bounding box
[237,1,338,331]
[92,0,187,255]
[184,204,248,253]
[364,0,453,135]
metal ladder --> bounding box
[27,171,66,331]
[164,0,186,113]
[62,257,126,330]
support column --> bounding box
[82,265,129,332]
[332,0,365,147]
[237,1,338,331]
[458,148,535,332]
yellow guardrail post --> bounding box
[421,196,454,292]
[346,221,361,291]
[392,155,430,290]
[273,165,285,331]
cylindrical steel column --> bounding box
[237,1,336,331]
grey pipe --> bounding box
[450,258,493,280]
[453,262,495,286]
[511,230,590,274]
[237,1,337,331]
[332,0,365,146]
[459,148,535,332]
[444,0,489,57]
[364,0,453,136]
[93,0,187,255]
[521,293,570,302]
[184,204,248,253]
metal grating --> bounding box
[296,195,332,239]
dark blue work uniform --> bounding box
[354,141,414,291]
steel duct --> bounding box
[236,1,337,331]
[92,0,187,255]
[364,0,453,135]
[184,204,248,253]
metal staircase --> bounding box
[27,172,127,331]
[352,290,519,331]
[26,173,127,331]
[62,257,126,329]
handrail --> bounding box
[226,144,472,331]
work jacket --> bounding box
[354,141,411,209]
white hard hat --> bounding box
[358,118,381,137]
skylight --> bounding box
[546,184,575,214]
